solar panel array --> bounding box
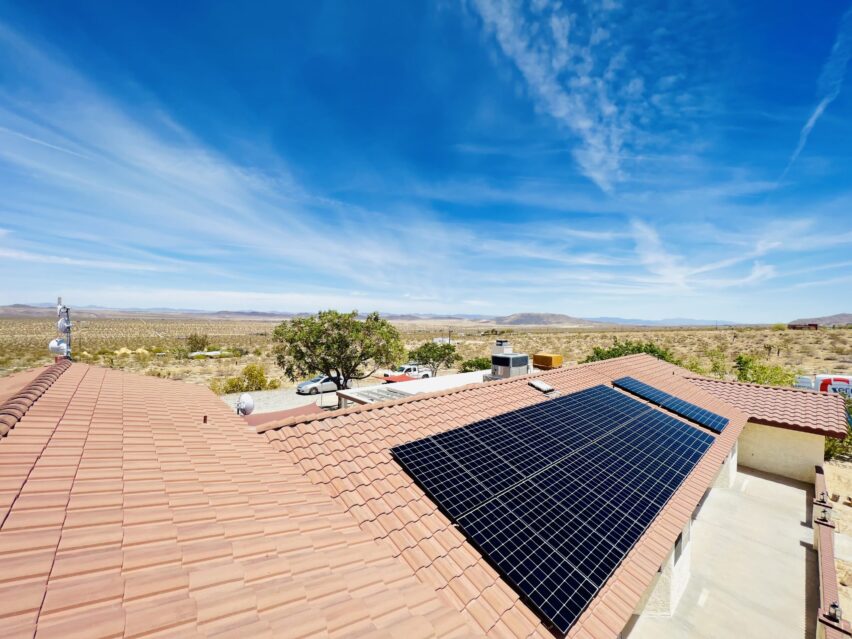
[391,385,714,633]
[611,376,729,434]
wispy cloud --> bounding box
[0,247,170,272]
[0,13,849,323]
[470,0,629,190]
[628,219,778,291]
[467,0,717,192]
[780,4,852,181]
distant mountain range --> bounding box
[0,304,752,326]
[8,302,849,327]
[492,313,598,326]
[587,316,739,327]
[788,313,852,326]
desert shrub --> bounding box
[683,356,706,375]
[582,338,681,365]
[209,363,280,395]
[705,347,728,379]
[733,354,796,386]
[459,357,492,373]
[771,323,787,331]
[241,363,270,390]
[186,333,210,353]
[825,398,852,460]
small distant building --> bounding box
[788,323,819,330]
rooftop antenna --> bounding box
[48,296,72,360]
[236,393,255,416]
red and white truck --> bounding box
[795,374,852,398]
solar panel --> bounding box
[391,385,714,633]
[611,376,729,434]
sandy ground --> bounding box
[3,319,850,384]
[220,386,344,412]
[218,373,408,413]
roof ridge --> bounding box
[0,359,72,438]
[257,352,667,434]
[687,374,847,400]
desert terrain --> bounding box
[1,315,849,388]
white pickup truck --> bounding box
[383,363,431,379]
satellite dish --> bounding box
[236,393,255,416]
[48,338,69,357]
[57,317,72,333]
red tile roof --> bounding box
[260,354,748,637]
[6,354,838,638]
[241,403,325,428]
[0,363,475,638]
[687,376,849,439]
[0,367,50,405]
[0,361,71,439]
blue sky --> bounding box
[0,0,851,322]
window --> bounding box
[674,533,684,564]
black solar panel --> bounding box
[611,376,729,433]
[391,385,714,633]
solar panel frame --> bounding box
[611,376,730,433]
[391,384,715,634]
[455,407,712,633]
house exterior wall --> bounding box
[713,442,737,489]
[737,421,824,483]
[637,519,692,617]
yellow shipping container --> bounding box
[533,353,563,369]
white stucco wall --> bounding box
[643,552,674,616]
[638,519,692,617]
[737,422,824,483]
[713,442,737,489]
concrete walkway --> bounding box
[629,468,818,639]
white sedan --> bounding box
[296,375,350,395]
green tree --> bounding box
[582,338,681,365]
[732,354,796,386]
[272,310,404,401]
[186,333,210,353]
[459,356,492,373]
[408,342,461,377]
